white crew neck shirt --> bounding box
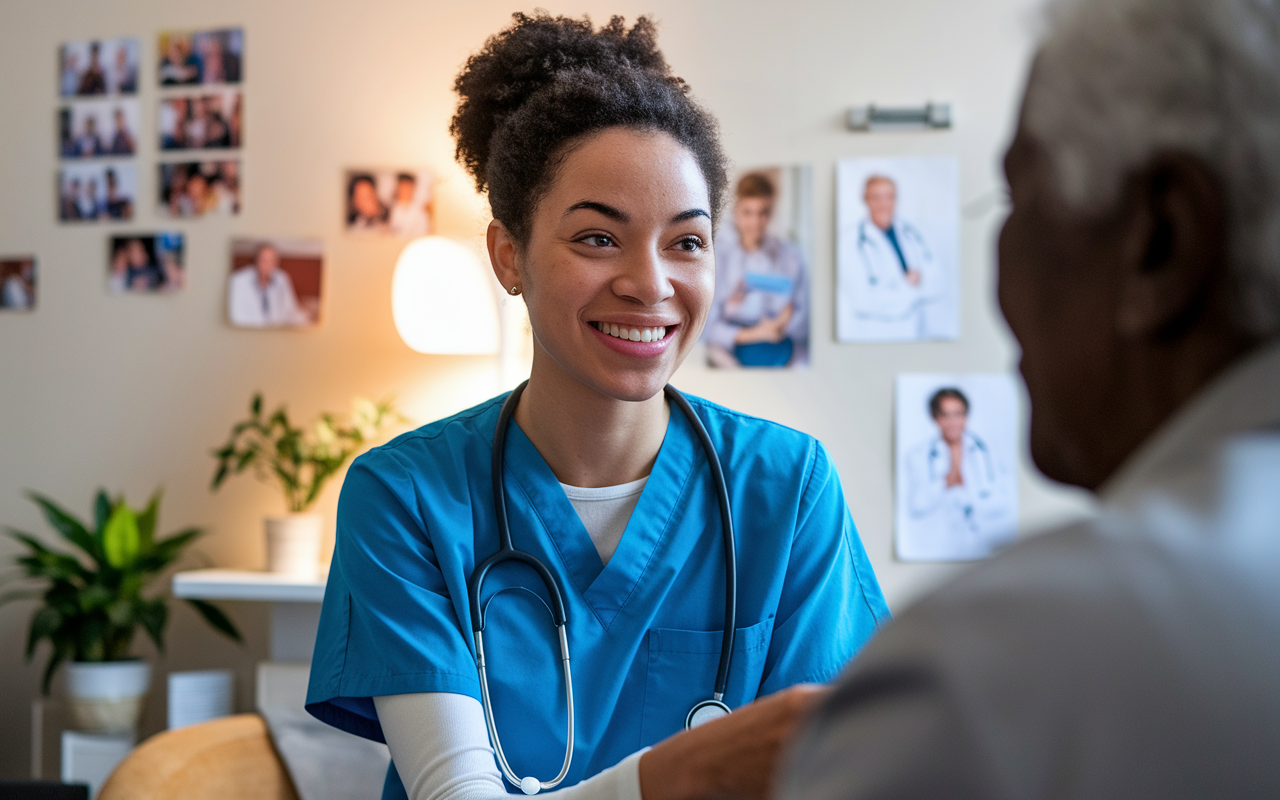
[558,476,648,565]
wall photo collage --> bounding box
[22,28,1012,564]
[47,30,252,307]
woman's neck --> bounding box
[513,357,670,489]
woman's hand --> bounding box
[638,684,829,800]
[734,313,789,345]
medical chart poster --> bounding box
[836,157,960,343]
[895,373,1018,562]
[704,164,813,369]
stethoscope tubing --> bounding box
[471,381,737,794]
[663,384,736,700]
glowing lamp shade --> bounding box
[392,236,500,354]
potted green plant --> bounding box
[2,490,241,733]
[211,393,402,577]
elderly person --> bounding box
[781,0,1280,796]
[227,244,312,328]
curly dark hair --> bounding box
[451,12,729,245]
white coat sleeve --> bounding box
[227,268,261,327]
[906,444,946,519]
[704,247,746,351]
[274,271,312,327]
[374,693,646,800]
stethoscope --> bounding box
[469,380,738,795]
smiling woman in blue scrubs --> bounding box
[306,13,890,800]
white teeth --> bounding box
[594,322,667,343]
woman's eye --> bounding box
[675,237,704,252]
[580,234,614,248]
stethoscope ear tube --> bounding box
[475,625,575,794]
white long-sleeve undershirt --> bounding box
[374,693,646,800]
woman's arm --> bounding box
[376,689,826,800]
[375,693,645,800]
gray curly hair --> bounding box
[1026,0,1280,336]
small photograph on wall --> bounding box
[58,163,137,222]
[344,169,434,238]
[896,373,1019,562]
[228,238,322,329]
[58,99,140,158]
[159,91,243,151]
[1,257,37,311]
[60,38,139,97]
[109,233,186,294]
[836,156,960,343]
[160,161,241,217]
[158,28,244,86]
[703,165,813,368]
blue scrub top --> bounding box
[306,392,890,799]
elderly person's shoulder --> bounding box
[782,484,1280,800]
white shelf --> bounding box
[172,568,328,603]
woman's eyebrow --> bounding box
[671,208,710,223]
[563,200,628,222]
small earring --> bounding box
[508,285,521,296]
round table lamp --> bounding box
[392,236,500,354]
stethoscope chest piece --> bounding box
[685,698,731,729]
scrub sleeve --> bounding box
[307,451,482,742]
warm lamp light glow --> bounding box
[392,236,500,354]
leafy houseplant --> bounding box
[211,394,402,514]
[3,490,242,696]
[211,393,402,576]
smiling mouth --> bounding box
[591,321,670,343]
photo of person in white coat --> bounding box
[837,157,959,342]
[704,171,810,367]
[847,175,937,339]
[900,385,1017,561]
[227,243,316,328]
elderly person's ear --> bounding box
[1115,153,1229,337]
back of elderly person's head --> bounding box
[1026,0,1280,337]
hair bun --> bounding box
[451,13,675,194]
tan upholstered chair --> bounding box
[98,714,300,800]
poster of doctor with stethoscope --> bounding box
[896,373,1018,561]
[836,156,959,342]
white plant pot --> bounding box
[66,660,151,734]
[265,513,324,578]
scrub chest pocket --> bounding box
[641,617,775,743]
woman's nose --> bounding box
[613,247,675,306]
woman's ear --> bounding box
[487,219,521,294]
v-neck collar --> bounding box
[502,408,699,630]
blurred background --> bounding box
[0,0,1093,780]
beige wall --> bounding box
[0,0,1092,779]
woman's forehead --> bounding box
[545,128,710,219]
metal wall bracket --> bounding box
[847,103,952,131]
